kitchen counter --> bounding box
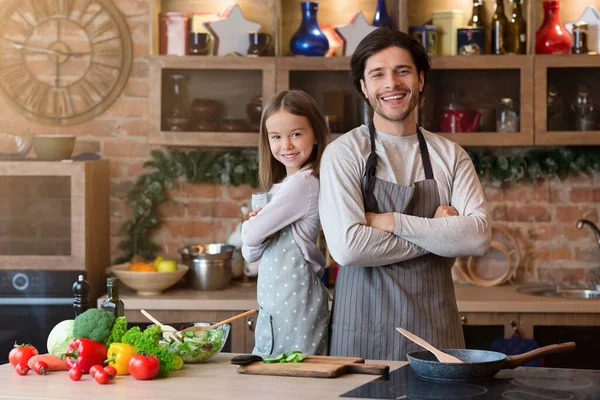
[110,282,600,314]
[0,354,405,400]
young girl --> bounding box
[241,90,330,357]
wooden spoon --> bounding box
[181,309,257,332]
[396,327,464,364]
[141,309,178,340]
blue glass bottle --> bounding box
[372,0,394,30]
[289,2,329,56]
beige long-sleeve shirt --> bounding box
[241,169,326,276]
[318,124,491,267]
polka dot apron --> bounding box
[252,225,330,357]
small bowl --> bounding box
[0,133,32,160]
[162,323,230,363]
[32,134,76,161]
[109,263,189,296]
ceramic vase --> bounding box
[289,2,329,56]
[535,0,572,54]
[372,0,394,30]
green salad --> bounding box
[161,328,226,363]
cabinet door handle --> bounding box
[461,315,467,325]
[247,317,255,331]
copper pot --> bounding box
[190,99,219,122]
[220,119,248,132]
[246,95,262,125]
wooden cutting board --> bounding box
[236,355,390,378]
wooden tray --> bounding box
[236,355,390,378]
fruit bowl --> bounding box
[109,263,189,296]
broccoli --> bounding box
[73,308,116,344]
[104,316,128,347]
[122,324,174,377]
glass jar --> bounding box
[571,85,596,131]
[496,98,519,132]
[547,85,566,131]
[571,22,589,54]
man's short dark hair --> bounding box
[350,28,431,97]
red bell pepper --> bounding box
[62,338,107,374]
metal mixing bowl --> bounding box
[179,243,234,290]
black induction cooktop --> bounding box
[340,365,600,400]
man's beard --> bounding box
[368,89,419,122]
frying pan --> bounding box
[406,341,576,382]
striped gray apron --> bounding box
[329,121,465,360]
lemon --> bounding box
[153,256,164,269]
[173,355,184,370]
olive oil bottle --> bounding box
[101,277,125,317]
[507,0,527,54]
[468,0,485,28]
[491,0,508,54]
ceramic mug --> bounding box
[189,32,211,55]
[247,32,272,56]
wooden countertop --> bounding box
[0,354,406,400]
[106,282,600,314]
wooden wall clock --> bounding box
[0,0,133,126]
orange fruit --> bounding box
[128,262,157,272]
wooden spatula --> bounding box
[396,327,464,363]
[181,309,257,332]
[141,309,178,340]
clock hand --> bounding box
[7,41,62,57]
[6,40,90,58]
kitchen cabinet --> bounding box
[534,55,600,145]
[125,309,256,353]
[461,311,600,370]
[518,313,600,370]
[460,312,519,350]
[147,0,600,147]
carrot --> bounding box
[28,354,68,371]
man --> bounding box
[318,28,491,360]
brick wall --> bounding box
[483,173,600,285]
[1,1,598,285]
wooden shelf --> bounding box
[145,55,276,70]
[431,55,533,69]
[150,132,259,147]
[534,131,600,146]
[437,132,534,147]
[534,55,600,145]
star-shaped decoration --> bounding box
[320,24,343,57]
[204,4,262,56]
[335,12,379,57]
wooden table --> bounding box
[0,353,406,400]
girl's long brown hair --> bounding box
[258,90,329,191]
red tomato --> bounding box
[34,361,48,375]
[15,363,29,376]
[89,364,103,378]
[9,344,38,367]
[68,368,82,381]
[94,370,110,384]
[128,354,160,380]
[103,365,117,380]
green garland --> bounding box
[115,148,259,264]
[115,146,600,263]
[468,147,600,187]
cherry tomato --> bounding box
[15,363,29,376]
[94,370,110,384]
[34,361,48,375]
[9,344,38,367]
[128,354,160,380]
[68,368,82,381]
[89,364,103,378]
[103,365,117,380]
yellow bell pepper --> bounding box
[106,342,136,376]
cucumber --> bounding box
[262,358,279,363]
